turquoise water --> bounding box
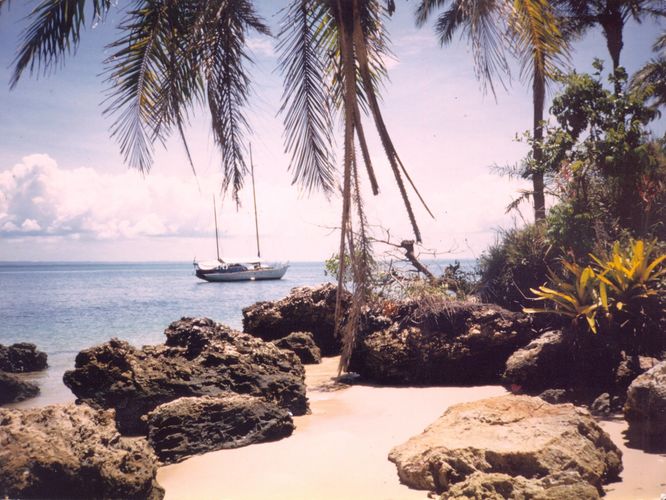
[0,259,474,405]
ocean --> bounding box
[0,259,474,406]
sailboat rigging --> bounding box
[193,145,289,282]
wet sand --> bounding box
[601,419,666,500]
[157,357,665,500]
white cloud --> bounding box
[0,153,529,262]
[247,36,275,58]
[0,154,212,241]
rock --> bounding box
[614,355,659,393]
[443,471,600,500]
[389,395,622,497]
[64,317,308,435]
[538,388,574,405]
[0,404,163,499]
[624,360,666,448]
[242,284,349,355]
[147,394,294,464]
[505,329,637,401]
[272,332,322,364]
[0,343,47,373]
[590,393,611,416]
[0,371,39,404]
[350,302,536,385]
[502,330,570,392]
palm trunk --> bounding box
[600,10,624,94]
[333,0,357,373]
[532,68,546,224]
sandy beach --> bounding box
[157,357,666,499]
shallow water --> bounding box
[0,261,332,405]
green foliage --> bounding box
[544,64,665,244]
[524,239,665,352]
[525,261,602,333]
[324,252,355,287]
[478,224,555,311]
[441,261,478,300]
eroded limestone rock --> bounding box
[242,284,349,355]
[0,404,163,499]
[64,317,308,434]
[624,360,666,449]
[443,471,600,500]
[272,331,322,364]
[350,302,536,385]
[0,371,39,404]
[389,395,622,497]
[0,343,47,373]
[147,394,294,464]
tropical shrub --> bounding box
[544,65,665,242]
[524,239,665,354]
[478,224,556,311]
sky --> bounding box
[0,1,664,262]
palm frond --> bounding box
[423,0,512,96]
[630,57,666,108]
[654,31,666,52]
[10,0,111,88]
[415,0,449,27]
[203,0,269,205]
[277,0,337,194]
[510,0,570,85]
[338,154,374,374]
[351,0,433,241]
[103,1,171,174]
[328,0,391,116]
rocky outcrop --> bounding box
[389,395,622,498]
[0,404,163,499]
[272,332,322,364]
[64,317,308,435]
[503,330,659,405]
[0,371,39,404]
[349,302,536,385]
[147,394,294,464]
[0,343,47,373]
[624,360,666,449]
[503,330,570,392]
[443,471,600,500]
[242,284,349,355]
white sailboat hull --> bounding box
[194,263,288,282]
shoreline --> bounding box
[158,357,507,499]
[157,358,665,500]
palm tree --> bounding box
[415,0,569,223]
[278,0,433,371]
[7,0,271,205]
[561,1,666,93]
[630,32,666,108]
[3,0,429,371]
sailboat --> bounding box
[193,147,289,282]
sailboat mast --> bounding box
[250,144,261,259]
[213,194,221,262]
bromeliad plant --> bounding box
[591,240,665,314]
[592,240,665,348]
[524,239,665,340]
[524,261,603,333]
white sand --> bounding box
[157,357,666,500]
